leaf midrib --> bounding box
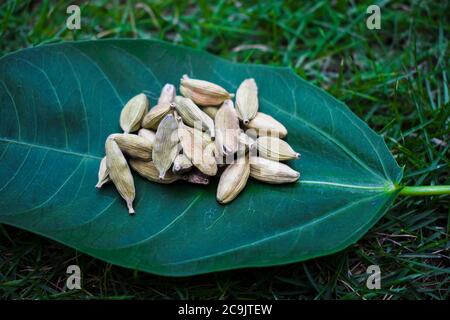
[160,192,389,267]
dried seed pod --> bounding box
[174,96,215,138]
[183,170,210,185]
[180,74,233,106]
[173,153,193,174]
[105,138,136,214]
[249,156,300,184]
[130,159,181,184]
[178,123,217,176]
[111,133,153,160]
[202,142,218,176]
[138,128,156,145]
[184,125,212,147]
[215,100,240,156]
[152,114,180,179]
[95,156,110,188]
[257,136,300,161]
[120,93,149,133]
[239,132,256,150]
[246,112,287,138]
[217,156,250,204]
[141,103,173,130]
[236,78,258,124]
[158,83,176,105]
[202,106,218,119]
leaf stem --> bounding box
[399,185,450,196]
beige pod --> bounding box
[217,155,250,204]
[174,96,215,139]
[138,128,156,145]
[238,132,256,150]
[152,114,180,179]
[214,99,240,156]
[246,112,287,138]
[179,74,233,106]
[202,142,218,176]
[105,137,136,214]
[184,125,212,148]
[95,156,110,188]
[249,156,299,184]
[141,103,173,130]
[202,106,219,120]
[235,78,258,124]
[158,83,176,105]
[256,136,300,161]
[129,159,181,184]
[120,93,149,133]
[172,153,193,174]
[178,122,217,176]
[111,133,153,160]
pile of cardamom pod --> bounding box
[96,75,300,214]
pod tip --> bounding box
[127,200,135,215]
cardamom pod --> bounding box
[141,103,173,130]
[236,78,258,124]
[217,155,250,204]
[257,136,300,161]
[215,99,240,156]
[249,156,300,184]
[246,112,287,138]
[180,74,233,106]
[105,137,136,214]
[120,93,149,133]
[130,159,180,184]
[202,142,218,176]
[183,170,210,185]
[158,83,176,105]
[202,106,218,119]
[95,156,110,188]
[110,133,153,160]
[172,153,193,174]
[138,128,156,145]
[184,125,212,147]
[174,96,215,138]
[239,132,256,150]
[178,122,217,176]
[152,114,180,179]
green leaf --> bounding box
[0,40,402,276]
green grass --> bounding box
[0,0,448,299]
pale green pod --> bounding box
[215,99,240,156]
[257,136,300,161]
[217,155,250,204]
[152,114,180,179]
[174,96,215,138]
[105,137,136,214]
[120,93,149,133]
[249,156,299,184]
[95,156,110,189]
[236,78,258,124]
[111,133,153,160]
[129,159,181,184]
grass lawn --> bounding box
[0,0,448,299]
